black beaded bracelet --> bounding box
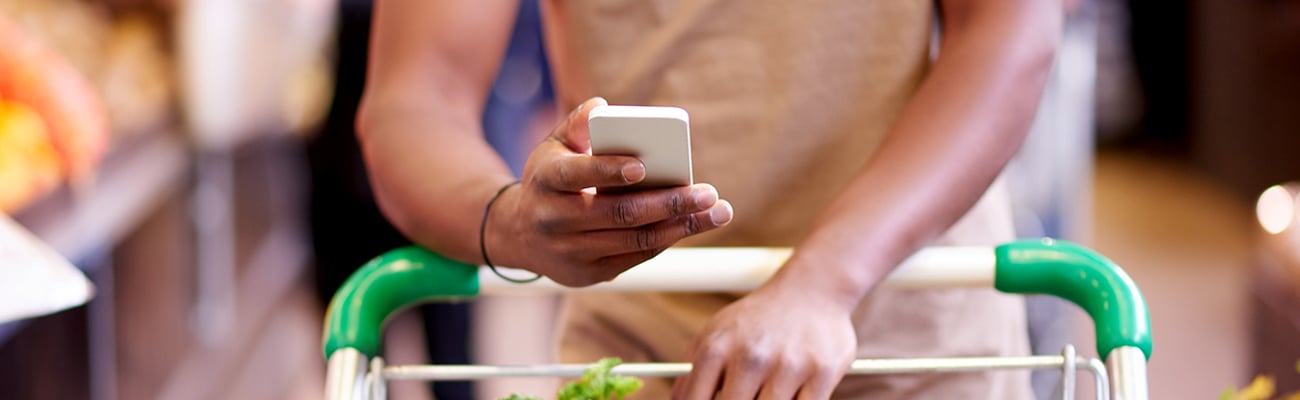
[480,180,541,283]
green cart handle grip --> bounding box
[322,246,481,358]
[995,239,1153,360]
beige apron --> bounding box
[540,1,1031,398]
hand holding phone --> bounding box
[481,99,730,287]
[588,105,693,192]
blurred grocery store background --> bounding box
[0,0,1297,399]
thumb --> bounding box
[555,97,607,153]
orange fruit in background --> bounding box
[0,98,62,213]
[0,12,109,184]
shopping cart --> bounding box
[322,238,1152,400]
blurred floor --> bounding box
[1074,150,1253,398]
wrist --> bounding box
[481,180,523,269]
[760,249,885,314]
[481,181,541,284]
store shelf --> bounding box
[13,132,190,266]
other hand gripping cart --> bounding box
[322,239,1152,400]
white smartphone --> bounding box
[588,105,694,192]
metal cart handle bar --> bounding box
[322,238,1152,398]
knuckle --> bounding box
[700,343,728,363]
[740,349,772,369]
[684,214,704,235]
[611,198,640,226]
[668,191,686,214]
[778,355,806,373]
[633,226,659,250]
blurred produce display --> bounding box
[0,10,107,211]
[0,0,177,212]
[99,12,175,136]
[0,0,176,136]
[0,98,61,212]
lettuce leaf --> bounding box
[499,358,643,400]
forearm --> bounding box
[357,89,516,264]
[769,1,1062,310]
[355,0,519,264]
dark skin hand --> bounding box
[488,96,735,286]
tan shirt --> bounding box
[541,1,1031,398]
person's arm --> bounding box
[357,0,518,265]
[358,1,732,287]
[678,0,1062,398]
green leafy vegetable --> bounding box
[500,358,643,400]
[557,358,643,400]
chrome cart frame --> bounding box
[322,239,1152,399]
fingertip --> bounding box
[709,199,734,226]
[622,161,646,183]
[691,185,718,209]
[563,97,609,153]
[576,97,609,120]
[574,98,608,130]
